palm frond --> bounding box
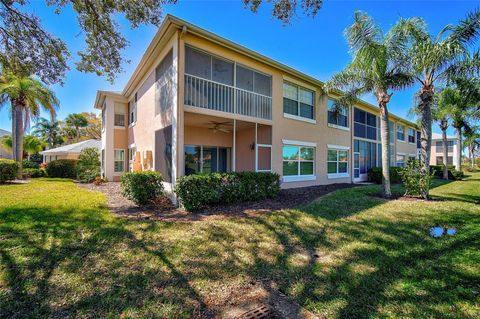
[448,8,480,45]
[345,11,382,56]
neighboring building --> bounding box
[94,15,419,192]
[0,129,13,159]
[430,132,459,168]
[40,139,101,163]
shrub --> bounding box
[76,148,100,183]
[0,159,20,183]
[121,171,164,205]
[22,168,46,178]
[175,172,281,211]
[430,165,462,180]
[22,159,39,169]
[45,159,77,178]
[398,160,433,197]
[367,167,402,184]
[451,170,465,180]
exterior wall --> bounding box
[43,153,79,163]
[394,123,418,160]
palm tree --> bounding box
[1,134,46,159]
[326,11,414,198]
[65,113,88,142]
[463,127,480,168]
[32,117,62,148]
[0,70,58,174]
[392,10,480,197]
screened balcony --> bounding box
[183,46,272,120]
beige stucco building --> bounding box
[95,15,419,193]
[430,133,460,169]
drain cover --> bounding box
[236,305,279,319]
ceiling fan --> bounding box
[208,121,231,133]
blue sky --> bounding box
[1,0,478,135]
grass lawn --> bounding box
[1,175,479,318]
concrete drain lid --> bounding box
[236,305,279,319]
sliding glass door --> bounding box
[354,139,378,182]
[184,145,231,175]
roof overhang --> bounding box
[94,90,127,110]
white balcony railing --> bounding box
[184,74,272,120]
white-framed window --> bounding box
[114,113,125,127]
[282,144,315,181]
[114,149,125,173]
[408,128,415,143]
[389,121,395,144]
[397,124,405,141]
[101,102,106,131]
[396,154,406,167]
[129,93,137,125]
[328,148,349,177]
[327,99,349,128]
[283,82,315,121]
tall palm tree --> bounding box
[392,10,480,197]
[32,117,62,148]
[65,113,88,142]
[0,71,58,173]
[463,127,480,168]
[1,134,46,160]
[326,11,414,198]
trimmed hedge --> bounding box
[430,165,464,180]
[121,171,164,205]
[23,168,47,178]
[76,147,101,183]
[175,172,281,211]
[0,159,20,183]
[22,159,39,169]
[367,167,402,184]
[45,159,77,178]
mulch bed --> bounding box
[77,182,354,222]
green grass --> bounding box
[1,175,479,318]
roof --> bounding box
[95,14,418,128]
[432,133,456,140]
[40,139,101,155]
[0,129,10,137]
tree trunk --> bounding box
[441,123,449,180]
[12,100,24,177]
[470,145,475,168]
[418,86,433,199]
[455,127,462,171]
[378,94,391,198]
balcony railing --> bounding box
[184,74,272,120]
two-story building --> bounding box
[430,133,459,168]
[94,15,419,195]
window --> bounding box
[184,145,231,175]
[235,65,272,96]
[397,124,405,141]
[436,140,455,153]
[128,146,136,171]
[282,145,315,178]
[436,156,453,165]
[114,150,125,173]
[416,131,421,148]
[101,102,106,131]
[396,154,406,167]
[354,108,377,140]
[283,82,315,120]
[328,149,349,176]
[389,121,395,144]
[114,113,125,127]
[129,93,137,125]
[408,128,415,143]
[327,99,348,128]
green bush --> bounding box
[0,159,20,183]
[121,171,164,205]
[22,159,39,169]
[451,170,465,180]
[45,159,77,178]
[398,160,433,197]
[430,165,462,180]
[76,148,100,183]
[22,168,46,178]
[367,167,402,184]
[175,172,281,211]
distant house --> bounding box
[40,139,101,163]
[0,129,12,159]
[430,133,459,169]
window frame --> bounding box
[129,93,137,127]
[396,124,405,142]
[283,81,316,123]
[408,128,415,144]
[327,98,349,130]
[327,146,350,179]
[114,113,125,127]
[282,142,316,182]
[114,149,125,174]
[353,107,378,141]
[396,153,406,167]
[128,145,136,172]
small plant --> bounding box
[22,168,46,178]
[22,159,39,169]
[0,159,20,183]
[367,167,402,184]
[93,176,104,186]
[45,159,77,178]
[399,159,433,197]
[121,171,164,205]
[76,148,101,183]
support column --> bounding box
[233,119,236,172]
